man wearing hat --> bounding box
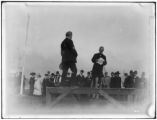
[29,72,36,95]
[54,71,61,86]
[60,31,78,86]
[114,71,121,88]
[91,46,107,89]
[42,73,51,96]
[124,70,134,88]
[76,70,85,87]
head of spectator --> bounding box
[56,71,60,75]
[134,70,138,77]
[105,72,108,77]
[66,31,72,39]
[87,72,90,77]
[129,70,134,77]
[111,72,114,77]
[45,73,49,79]
[124,73,128,77]
[99,46,104,54]
[47,71,50,74]
[67,72,71,77]
[30,72,36,77]
[80,70,84,75]
[51,73,55,77]
[37,74,41,78]
[115,71,120,77]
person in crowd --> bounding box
[60,31,78,86]
[124,70,134,88]
[47,71,51,76]
[64,72,71,87]
[134,71,141,88]
[122,73,128,88]
[42,74,50,96]
[33,74,43,96]
[49,73,55,87]
[114,71,121,88]
[91,46,107,89]
[29,72,36,95]
[76,70,85,87]
[84,72,92,87]
[54,71,61,86]
[101,72,111,88]
[110,72,115,88]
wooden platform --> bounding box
[45,87,145,105]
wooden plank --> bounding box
[46,87,144,105]
[47,87,140,95]
[49,87,79,106]
[98,90,122,107]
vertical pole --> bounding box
[20,9,30,95]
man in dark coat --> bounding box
[29,72,36,95]
[49,73,55,87]
[91,46,107,88]
[114,71,121,88]
[76,70,85,87]
[110,72,115,88]
[124,70,134,88]
[54,71,61,86]
[60,31,78,86]
[84,72,92,87]
[42,74,51,96]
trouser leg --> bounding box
[61,63,69,86]
[70,63,77,86]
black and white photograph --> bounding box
[2,1,156,118]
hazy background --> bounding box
[3,2,155,78]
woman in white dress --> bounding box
[33,74,43,96]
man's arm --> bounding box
[91,54,97,63]
[69,40,78,57]
[103,55,107,66]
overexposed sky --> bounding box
[3,2,155,77]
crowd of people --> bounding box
[29,70,146,96]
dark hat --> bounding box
[56,71,59,74]
[37,74,41,77]
[45,74,48,76]
[51,73,55,76]
[130,70,133,73]
[87,72,90,74]
[47,71,50,74]
[111,72,114,74]
[134,70,138,74]
[30,72,36,76]
[115,71,120,74]
[80,70,84,73]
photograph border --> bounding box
[1,1,156,119]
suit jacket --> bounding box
[76,74,85,87]
[124,76,134,88]
[61,38,78,63]
[91,53,107,77]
